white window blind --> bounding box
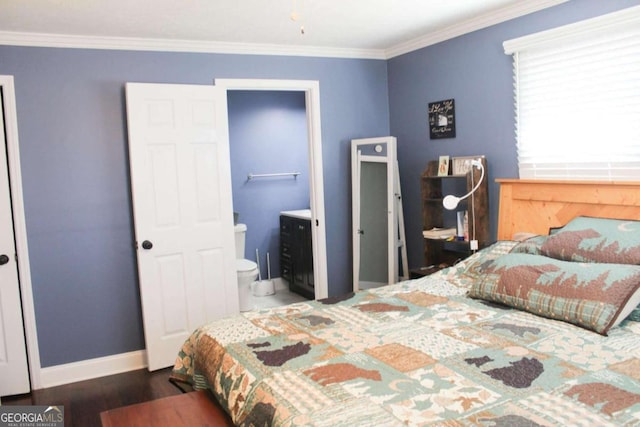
[504,6,640,181]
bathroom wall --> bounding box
[228,90,309,279]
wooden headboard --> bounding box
[497,179,640,240]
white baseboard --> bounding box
[34,279,292,390]
[36,280,293,390]
[38,350,147,389]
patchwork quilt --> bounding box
[172,242,640,426]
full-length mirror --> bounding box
[351,137,407,291]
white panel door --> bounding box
[126,83,238,371]
[0,94,30,396]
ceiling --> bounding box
[0,0,567,58]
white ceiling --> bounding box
[0,0,567,58]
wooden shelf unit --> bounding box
[421,157,489,266]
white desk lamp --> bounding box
[442,159,484,210]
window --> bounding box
[504,7,640,180]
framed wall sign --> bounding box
[428,99,456,139]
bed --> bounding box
[172,180,640,426]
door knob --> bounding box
[0,254,9,265]
[141,240,153,250]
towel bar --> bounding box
[247,172,300,181]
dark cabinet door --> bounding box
[280,215,314,299]
[279,217,293,283]
[294,220,313,292]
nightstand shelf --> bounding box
[421,157,489,267]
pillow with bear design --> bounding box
[540,216,640,265]
[510,235,546,256]
[468,253,640,335]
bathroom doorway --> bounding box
[216,79,328,306]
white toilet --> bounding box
[234,223,259,311]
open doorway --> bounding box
[227,90,310,309]
[215,79,328,303]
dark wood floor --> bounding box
[2,368,186,427]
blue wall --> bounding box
[0,48,389,367]
[228,90,309,278]
[388,0,640,270]
[1,0,637,368]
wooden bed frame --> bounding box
[496,179,640,240]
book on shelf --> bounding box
[423,227,456,239]
[456,211,469,240]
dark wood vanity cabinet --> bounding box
[280,214,314,299]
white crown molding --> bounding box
[385,0,569,59]
[0,0,567,60]
[504,4,640,54]
[0,31,387,59]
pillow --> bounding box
[510,235,546,256]
[540,216,640,265]
[513,232,540,241]
[468,253,640,335]
[628,306,640,322]
[618,295,640,325]
[441,241,517,288]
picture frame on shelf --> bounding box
[452,155,483,176]
[437,155,450,176]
